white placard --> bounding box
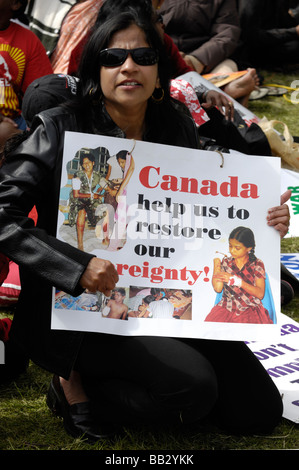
[281,168,299,238]
[247,313,299,423]
[177,71,260,126]
[51,132,281,342]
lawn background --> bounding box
[0,70,299,451]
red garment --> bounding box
[0,260,21,306]
[170,79,209,127]
[0,317,12,342]
[0,21,53,118]
[68,33,88,75]
[0,252,9,285]
[205,256,273,324]
[51,0,103,74]
[28,205,38,225]
[164,33,193,77]
[0,207,37,304]
[206,304,273,324]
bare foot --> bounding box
[222,68,259,107]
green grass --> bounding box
[249,69,299,137]
[0,350,299,451]
[1,70,299,451]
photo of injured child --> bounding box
[126,287,192,320]
[101,287,129,320]
[54,286,192,322]
[54,289,104,312]
[58,146,134,253]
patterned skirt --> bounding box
[205,303,273,324]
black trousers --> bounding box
[248,40,299,69]
[75,334,283,435]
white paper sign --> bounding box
[281,253,299,280]
[177,71,260,126]
[51,132,281,341]
[247,313,299,423]
[281,168,299,238]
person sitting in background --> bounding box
[235,0,299,71]
[21,73,80,129]
[0,252,28,385]
[25,1,103,74]
[68,0,257,108]
[50,0,103,74]
[68,0,235,120]
[0,0,52,149]
[159,0,240,74]
[289,2,299,22]
[158,0,260,107]
[25,0,77,56]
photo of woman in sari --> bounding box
[205,226,275,324]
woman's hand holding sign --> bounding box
[267,190,292,238]
[80,257,119,297]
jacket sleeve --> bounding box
[161,0,240,73]
[0,113,94,296]
[192,0,240,72]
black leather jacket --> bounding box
[0,104,199,378]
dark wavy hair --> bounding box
[78,9,170,103]
[142,295,156,306]
[229,226,256,261]
[79,152,95,167]
[62,8,196,145]
[95,0,154,26]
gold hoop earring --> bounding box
[88,87,103,103]
[151,87,164,103]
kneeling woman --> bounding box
[0,8,290,442]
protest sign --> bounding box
[0,340,4,365]
[281,253,299,280]
[177,71,260,126]
[51,132,281,341]
[247,312,299,423]
[281,168,299,238]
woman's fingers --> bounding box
[80,257,119,295]
[202,90,234,121]
[267,190,292,238]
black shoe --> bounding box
[46,375,118,443]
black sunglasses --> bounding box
[99,47,159,67]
